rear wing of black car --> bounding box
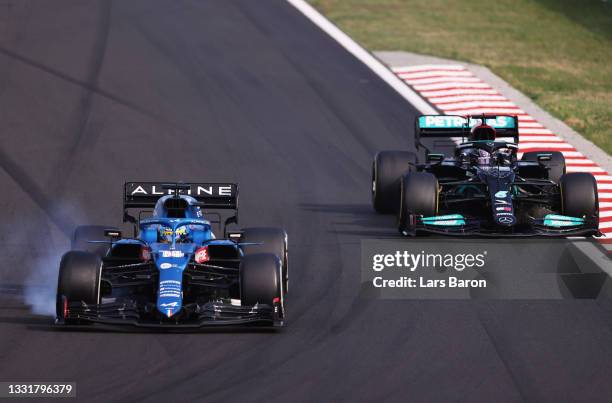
[123,182,239,233]
[415,114,520,149]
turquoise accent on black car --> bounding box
[543,214,585,227]
[421,214,466,226]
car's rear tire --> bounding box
[560,173,599,218]
[72,225,117,257]
[522,151,565,184]
[240,254,283,317]
[398,172,439,231]
[241,227,288,295]
[56,251,102,324]
[372,151,418,214]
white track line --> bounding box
[413,82,493,91]
[392,64,465,73]
[448,108,527,115]
[429,95,509,103]
[599,222,612,230]
[397,71,474,79]
[439,101,519,110]
[286,0,436,114]
[519,128,554,134]
[405,77,484,85]
[421,89,500,97]
[519,136,563,142]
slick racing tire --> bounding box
[372,151,418,214]
[72,225,118,257]
[560,173,599,218]
[398,172,439,232]
[56,251,102,324]
[240,253,284,318]
[522,151,565,184]
[241,227,288,295]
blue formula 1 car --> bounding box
[372,114,600,237]
[56,182,288,328]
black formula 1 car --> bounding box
[372,114,600,237]
[56,182,288,328]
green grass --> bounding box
[310,0,612,155]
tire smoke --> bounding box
[24,252,63,316]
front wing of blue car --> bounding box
[57,299,284,328]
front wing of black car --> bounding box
[400,214,600,237]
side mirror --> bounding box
[227,231,244,241]
[104,229,122,239]
[427,153,445,163]
[537,154,552,162]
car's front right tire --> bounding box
[398,172,439,234]
[56,251,102,324]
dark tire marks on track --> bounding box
[67,0,112,148]
[0,1,112,234]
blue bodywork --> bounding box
[112,195,238,318]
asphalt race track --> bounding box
[1,1,612,402]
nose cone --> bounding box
[495,215,517,226]
[157,268,183,318]
[159,301,180,317]
[491,187,515,227]
[154,245,192,318]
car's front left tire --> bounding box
[560,172,599,218]
[241,227,288,295]
[240,253,284,319]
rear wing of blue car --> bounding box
[123,182,239,236]
[123,182,238,209]
[415,114,520,148]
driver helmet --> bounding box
[158,226,190,243]
[470,123,496,141]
